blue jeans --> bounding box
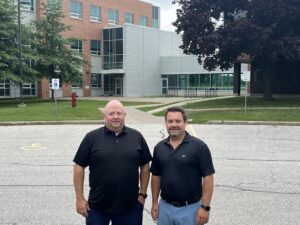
[157,199,200,225]
[86,201,144,225]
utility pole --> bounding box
[17,0,26,107]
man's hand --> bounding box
[151,202,159,221]
[76,198,90,217]
[196,207,210,225]
[137,195,145,205]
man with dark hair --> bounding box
[151,107,215,225]
[73,100,152,225]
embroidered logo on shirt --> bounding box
[181,154,186,158]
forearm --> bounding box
[139,163,150,194]
[151,175,161,204]
[201,175,214,206]
[73,164,85,200]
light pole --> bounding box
[17,0,26,107]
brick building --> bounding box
[2,0,250,98]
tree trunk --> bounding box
[262,69,273,100]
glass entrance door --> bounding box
[162,78,168,95]
[115,78,123,96]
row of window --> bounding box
[0,75,101,97]
[70,1,158,28]
[20,0,159,28]
[162,74,243,90]
[0,80,36,96]
[71,29,125,68]
[70,40,101,56]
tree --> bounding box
[173,0,300,99]
[33,3,86,98]
[0,0,37,83]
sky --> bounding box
[142,0,178,31]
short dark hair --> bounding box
[164,107,187,122]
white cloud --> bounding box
[160,4,178,31]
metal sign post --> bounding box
[51,78,60,119]
[241,71,250,113]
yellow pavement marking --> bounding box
[188,119,198,138]
[21,143,48,151]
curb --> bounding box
[1,120,299,126]
[206,120,300,126]
[0,120,104,126]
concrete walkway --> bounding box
[97,96,236,124]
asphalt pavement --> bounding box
[0,124,300,225]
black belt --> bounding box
[162,198,199,207]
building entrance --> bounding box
[103,74,123,96]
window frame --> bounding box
[71,39,83,54]
[139,16,148,27]
[90,40,101,56]
[108,9,119,25]
[125,12,134,24]
[90,5,102,23]
[70,0,83,19]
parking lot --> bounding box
[0,124,300,225]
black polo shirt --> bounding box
[73,126,152,214]
[150,132,215,202]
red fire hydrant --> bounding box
[71,92,77,107]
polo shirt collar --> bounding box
[164,131,191,145]
[104,125,128,135]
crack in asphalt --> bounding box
[215,184,300,195]
[215,157,300,162]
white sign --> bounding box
[51,78,60,90]
[241,71,251,82]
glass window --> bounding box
[152,6,160,29]
[90,5,101,22]
[199,74,210,88]
[72,79,82,88]
[211,74,220,87]
[48,0,60,8]
[189,74,199,88]
[115,28,123,40]
[103,28,123,70]
[22,83,36,96]
[125,12,134,24]
[168,75,178,89]
[90,40,101,55]
[91,74,101,88]
[179,75,187,89]
[71,39,82,54]
[108,9,119,25]
[139,16,148,27]
[21,0,34,12]
[0,79,10,97]
[70,1,82,19]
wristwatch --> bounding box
[138,193,148,199]
[201,204,211,211]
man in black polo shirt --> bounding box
[73,100,152,225]
[151,107,215,225]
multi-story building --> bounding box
[1,0,250,98]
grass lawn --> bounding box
[154,108,300,124]
[152,96,300,123]
[0,98,153,121]
[186,109,300,123]
[184,96,300,109]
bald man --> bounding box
[73,100,152,225]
